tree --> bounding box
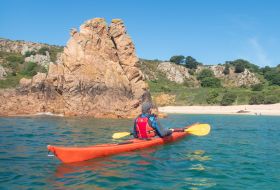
[227,59,259,73]
[185,56,199,69]
[197,69,214,81]
[223,64,230,75]
[170,55,184,64]
[264,70,280,86]
[260,66,272,75]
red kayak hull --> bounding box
[47,131,189,163]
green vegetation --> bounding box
[249,94,264,105]
[220,92,237,106]
[0,74,27,89]
[264,95,279,104]
[185,56,199,69]
[142,59,280,106]
[197,69,221,88]
[264,70,280,85]
[0,51,48,88]
[169,55,201,69]
[24,50,36,57]
[251,83,264,91]
[201,77,221,88]
[38,46,63,62]
[206,90,219,104]
[226,59,259,73]
[38,47,49,55]
[223,64,230,75]
[197,69,214,80]
[170,55,184,64]
[6,54,25,64]
[234,62,245,73]
[20,61,47,76]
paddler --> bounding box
[133,102,184,139]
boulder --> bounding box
[0,65,7,79]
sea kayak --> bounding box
[47,131,189,163]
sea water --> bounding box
[0,115,280,190]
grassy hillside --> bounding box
[0,46,63,89]
[141,59,280,106]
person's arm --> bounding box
[149,115,172,137]
[132,118,138,138]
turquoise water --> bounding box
[0,115,280,189]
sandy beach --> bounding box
[159,104,280,116]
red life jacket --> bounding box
[135,116,156,139]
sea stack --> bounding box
[0,18,152,117]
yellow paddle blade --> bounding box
[185,124,211,136]
[112,132,131,139]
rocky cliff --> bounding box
[0,18,151,117]
[208,65,260,87]
[155,62,260,87]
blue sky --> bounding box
[0,0,280,67]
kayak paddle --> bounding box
[184,123,211,136]
[112,123,211,139]
[112,132,132,139]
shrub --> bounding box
[220,92,237,106]
[188,69,195,75]
[270,74,280,86]
[264,95,279,104]
[235,63,245,73]
[223,64,230,75]
[183,79,195,87]
[20,62,37,76]
[160,85,171,92]
[201,77,221,88]
[251,83,263,91]
[249,94,264,105]
[7,62,19,70]
[48,46,63,62]
[38,47,50,55]
[197,69,214,81]
[24,50,36,57]
[6,55,24,64]
[206,90,219,104]
[263,69,280,86]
